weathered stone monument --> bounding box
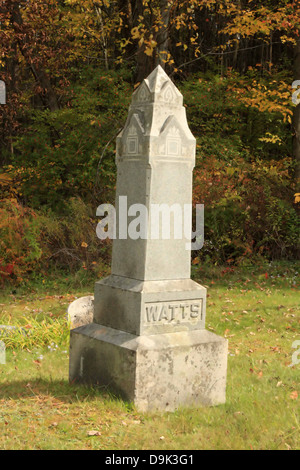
[69,66,228,411]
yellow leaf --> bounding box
[131,27,140,40]
[144,47,154,56]
[294,193,300,203]
[81,242,88,248]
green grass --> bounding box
[0,262,299,450]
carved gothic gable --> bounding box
[158,116,188,157]
[120,113,145,158]
[158,80,182,106]
[132,81,151,105]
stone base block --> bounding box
[69,323,228,412]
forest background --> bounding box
[0,0,299,287]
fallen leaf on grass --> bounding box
[87,430,101,436]
[123,419,141,426]
[290,391,298,400]
[249,368,263,377]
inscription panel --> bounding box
[144,299,203,325]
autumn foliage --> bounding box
[0,0,299,284]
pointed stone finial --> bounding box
[132,65,183,106]
[117,66,195,163]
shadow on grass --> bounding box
[0,377,128,406]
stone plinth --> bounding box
[70,324,227,412]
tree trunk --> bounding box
[134,0,153,84]
[94,4,109,70]
[9,1,59,112]
[135,0,170,84]
[156,0,170,69]
[293,38,300,182]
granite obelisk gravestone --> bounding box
[69,66,228,412]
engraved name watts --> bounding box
[145,300,203,324]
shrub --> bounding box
[0,197,111,285]
[0,199,42,284]
[192,156,299,264]
[6,66,131,211]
